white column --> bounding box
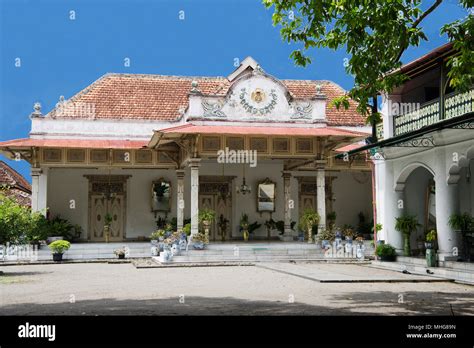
[176,170,185,231]
[434,146,461,261]
[392,188,405,252]
[282,171,293,241]
[31,167,48,216]
[378,160,404,252]
[189,159,201,235]
[435,180,460,260]
[316,160,326,233]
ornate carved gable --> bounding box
[186,58,327,124]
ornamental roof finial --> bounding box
[30,102,43,118]
[316,84,323,95]
[190,80,201,94]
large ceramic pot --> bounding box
[171,244,180,256]
[321,240,330,249]
[193,242,205,250]
[52,253,63,262]
[380,255,396,262]
[151,245,159,256]
[161,248,172,262]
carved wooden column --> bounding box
[189,159,201,235]
[282,171,293,241]
[176,169,185,231]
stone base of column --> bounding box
[279,234,294,242]
[437,252,458,262]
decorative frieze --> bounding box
[67,149,86,163]
[291,102,313,119]
[43,148,62,163]
[202,100,226,118]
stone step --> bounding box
[369,261,474,285]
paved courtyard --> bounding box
[1,262,473,315]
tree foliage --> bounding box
[264,0,474,116]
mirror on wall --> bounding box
[152,178,171,212]
[257,178,276,212]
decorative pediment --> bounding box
[186,59,327,123]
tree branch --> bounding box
[394,0,444,63]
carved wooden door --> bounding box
[199,183,232,241]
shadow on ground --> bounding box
[2,291,474,315]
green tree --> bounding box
[264,0,473,118]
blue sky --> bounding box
[0,0,469,181]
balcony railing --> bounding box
[393,87,473,137]
[393,99,440,136]
[445,88,474,119]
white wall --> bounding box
[45,162,373,240]
[331,171,373,228]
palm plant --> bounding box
[198,208,216,224]
[198,208,216,244]
[448,212,473,261]
[395,214,421,256]
[299,209,320,243]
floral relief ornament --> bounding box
[239,88,277,115]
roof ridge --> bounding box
[104,73,228,80]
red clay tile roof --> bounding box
[47,74,365,126]
[0,187,31,207]
[157,123,368,137]
[0,161,31,192]
[0,138,148,149]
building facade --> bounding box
[348,43,474,260]
[0,58,373,242]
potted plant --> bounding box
[264,218,276,240]
[247,221,262,240]
[240,214,250,241]
[299,209,320,243]
[372,223,383,242]
[343,226,356,243]
[48,240,71,262]
[199,208,216,244]
[103,213,113,243]
[425,229,437,267]
[192,232,206,250]
[316,228,336,249]
[217,215,229,241]
[376,243,397,261]
[183,223,191,237]
[150,230,164,243]
[448,212,473,261]
[327,211,337,231]
[114,247,128,259]
[46,215,75,243]
[395,214,421,256]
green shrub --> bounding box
[47,216,75,241]
[183,223,191,236]
[48,240,71,254]
[375,243,396,257]
[0,194,43,244]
